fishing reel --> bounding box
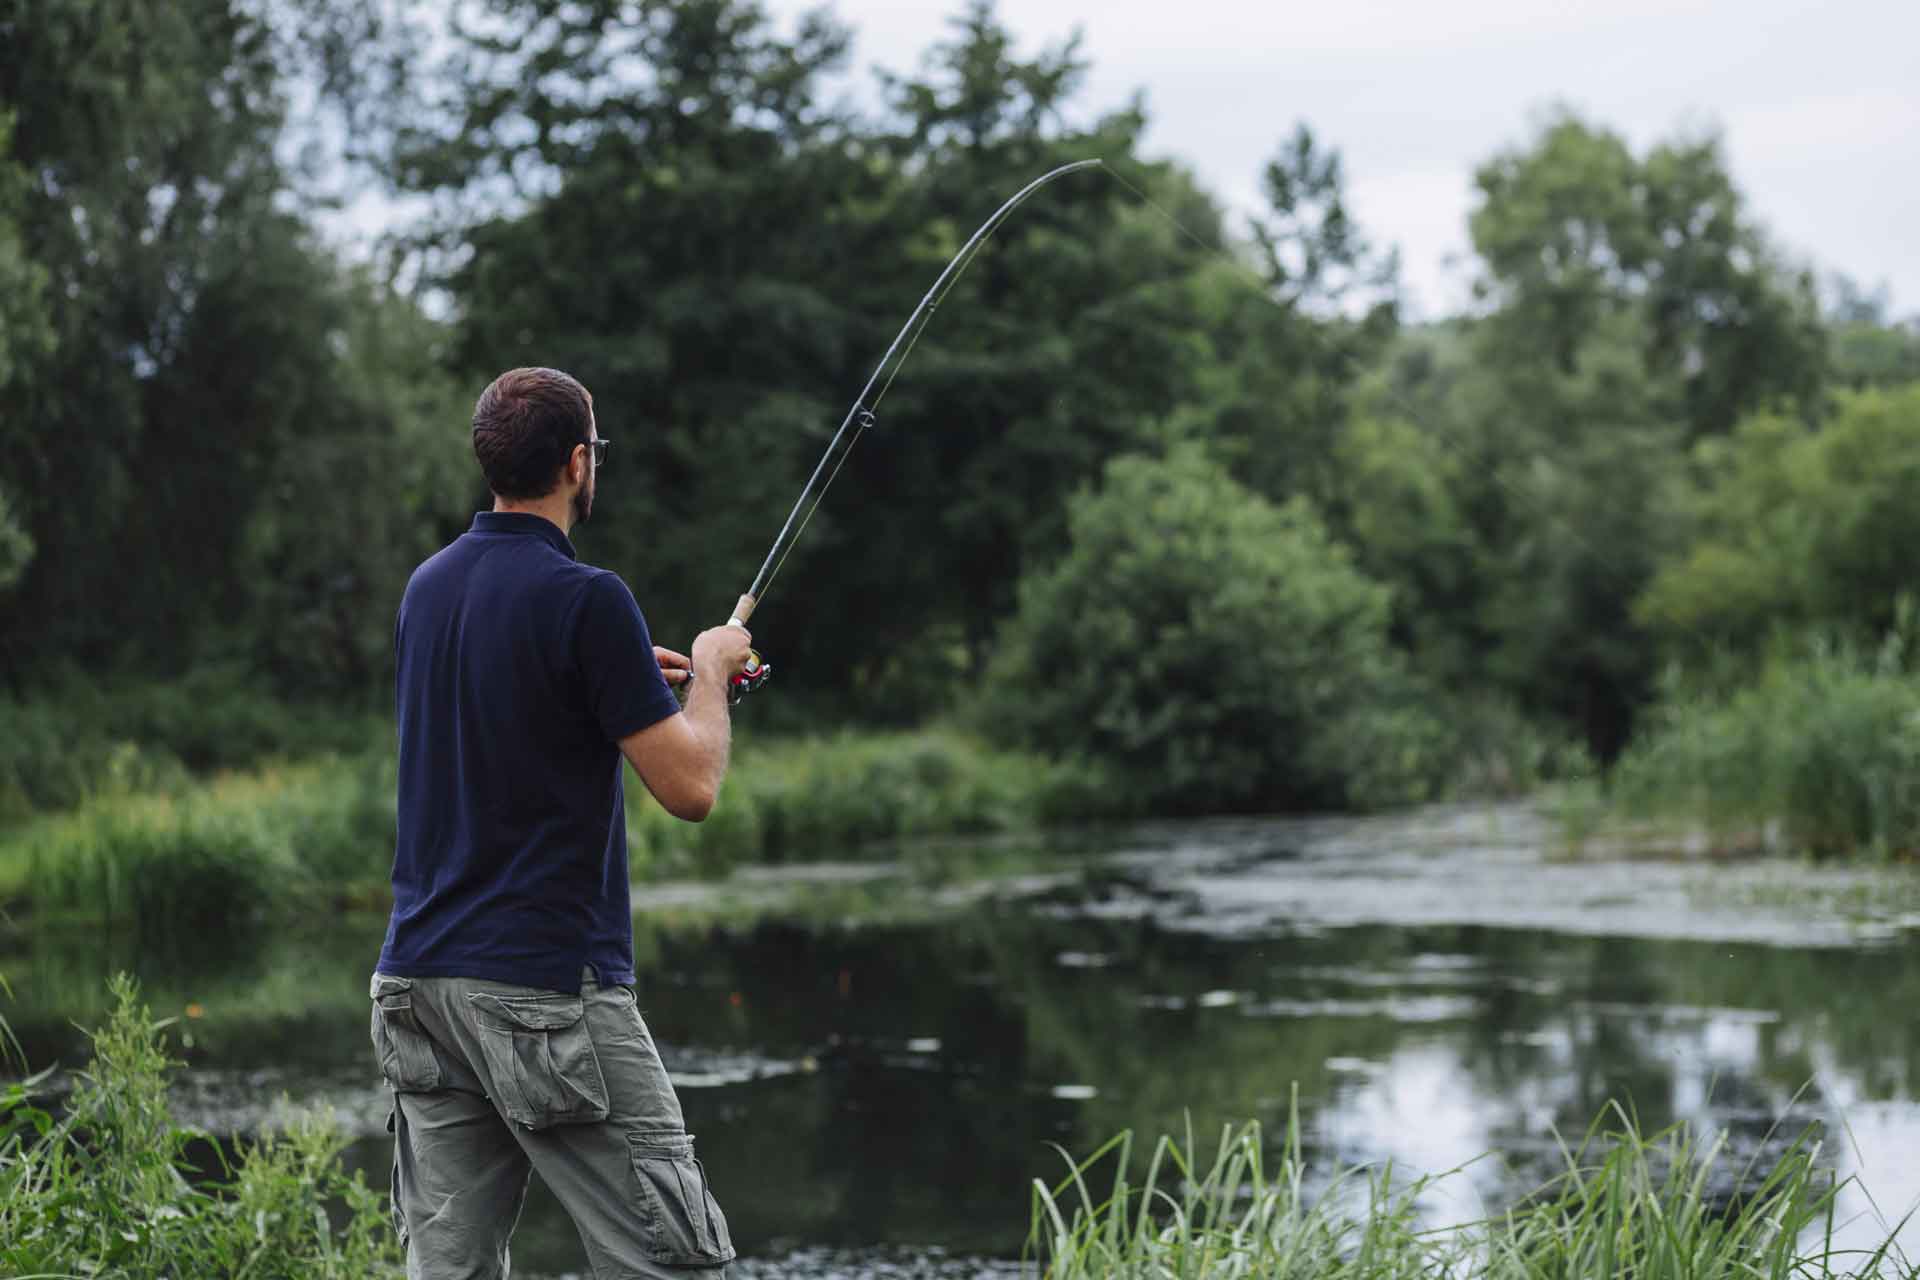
[729,650,772,705]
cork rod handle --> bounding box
[728,593,757,629]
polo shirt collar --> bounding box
[472,511,578,560]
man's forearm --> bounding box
[681,661,733,804]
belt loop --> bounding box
[581,963,599,992]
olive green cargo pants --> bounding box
[369,969,734,1279]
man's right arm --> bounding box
[618,624,752,822]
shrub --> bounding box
[1439,694,1596,800]
[0,671,385,823]
[982,449,1448,814]
[1611,637,1920,858]
[0,976,401,1277]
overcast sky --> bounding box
[767,0,1919,319]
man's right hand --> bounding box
[691,623,753,684]
[622,622,752,822]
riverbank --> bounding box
[0,727,1107,928]
[7,643,1920,936]
[5,981,1908,1279]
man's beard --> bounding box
[572,477,594,526]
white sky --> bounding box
[770,0,1920,319]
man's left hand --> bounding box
[655,646,692,686]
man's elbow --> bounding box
[664,783,717,823]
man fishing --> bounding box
[367,366,750,1279]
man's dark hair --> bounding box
[472,367,593,499]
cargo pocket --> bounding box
[369,974,442,1092]
[466,990,609,1129]
[628,1132,736,1265]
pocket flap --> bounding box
[370,974,414,1002]
[629,1131,695,1160]
[466,991,585,1031]
[627,1131,733,1264]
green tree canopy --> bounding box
[401,0,1224,716]
[0,0,466,689]
[1640,384,1920,654]
[1470,110,1825,440]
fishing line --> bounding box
[730,159,1104,631]
[723,153,1654,709]
[716,159,1103,702]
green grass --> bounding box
[1030,1100,1910,1278]
[1,727,1104,930]
[0,976,401,1278]
[4,754,398,925]
[625,727,1108,878]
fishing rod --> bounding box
[716,158,1106,704]
[712,150,1640,710]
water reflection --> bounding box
[3,805,1918,1276]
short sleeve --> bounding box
[572,572,682,742]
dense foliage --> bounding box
[987,449,1443,813]
[3,0,1918,845]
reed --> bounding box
[1028,1100,1909,1278]
[1611,641,1920,859]
[10,754,397,926]
[624,727,1103,877]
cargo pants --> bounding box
[369,968,734,1279]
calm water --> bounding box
[6,804,1920,1276]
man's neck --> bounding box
[492,494,573,535]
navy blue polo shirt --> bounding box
[376,511,683,994]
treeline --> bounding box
[4,0,1919,823]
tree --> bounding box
[236,273,473,689]
[985,448,1444,813]
[1639,384,1920,654]
[1251,123,1399,316]
[0,111,49,599]
[841,1,1216,695]
[0,0,468,689]
[1184,123,1400,520]
[1,0,301,669]
[405,0,1218,717]
[1825,276,1920,390]
[391,0,900,709]
[1336,309,1686,760]
[1470,110,1825,441]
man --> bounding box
[368,366,753,1279]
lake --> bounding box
[5,803,1919,1276]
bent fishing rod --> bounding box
[706,151,1667,708]
[713,158,1105,704]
